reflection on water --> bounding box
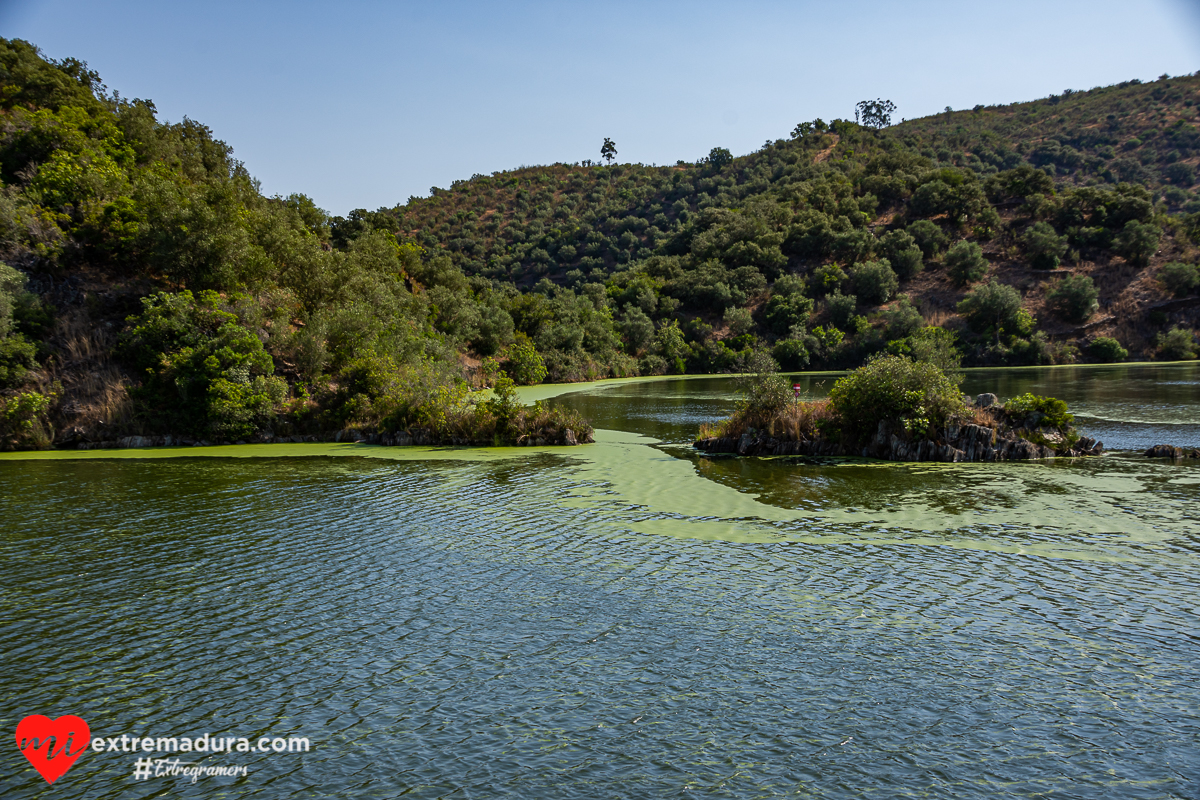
[2,364,1199,798]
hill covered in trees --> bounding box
[0,37,1197,448]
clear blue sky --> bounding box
[3,0,1198,216]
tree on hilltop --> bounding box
[855,98,896,129]
[707,147,732,169]
[601,137,617,165]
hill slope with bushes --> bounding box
[0,37,1197,449]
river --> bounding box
[2,363,1198,798]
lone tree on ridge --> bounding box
[855,98,896,129]
[601,137,617,165]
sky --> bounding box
[2,0,1199,216]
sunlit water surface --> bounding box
[2,364,1198,798]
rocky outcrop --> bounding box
[1144,444,1200,459]
[695,416,1104,463]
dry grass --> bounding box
[699,398,836,441]
[962,405,997,427]
[42,309,134,434]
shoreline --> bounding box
[4,362,1197,459]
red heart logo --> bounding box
[15,715,90,784]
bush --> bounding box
[889,246,924,280]
[1157,326,1198,360]
[907,327,962,374]
[772,338,810,370]
[772,273,808,296]
[502,334,548,385]
[881,296,924,340]
[877,230,924,279]
[826,292,857,329]
[828,354,967,442]
[1165,161,1195,186]
[945,240,988,286]
[735,351,791,417]
[761,291,814,335]
[1113,220,1160,266]
[1159,262,1200,297]
[0,389,54,449]
[0,263,39,388]
[1045,275,1099,323]
[617,306,654,355]
[907,220,948,258]
[809,263,847,298]
[0,263,24,339]
[957,280,1025,343]
[0,332,36,389]
[849,260,899,305]
[118,290,287,439]
[723,306,755,337]
[1022,222,1069,269]
[1088,337,1128,362]
[1003,393,1073,430]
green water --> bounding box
[2,364,1198,798]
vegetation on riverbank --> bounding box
[0,38,1197,448]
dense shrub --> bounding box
[724,306,754,336]
[502,334,549,385]
[906,327,962,373]
[0,388,54,449]
[808,263,847,298]
[771,338,810,370]
[1088,336,1128,362]
[0,263,39,388]
[118,290,288,439]
[849,260,898,305]
[826,292,857,329]
[1045,275,1099,323]
[1113,220,1160,266]
[1159,262,1200,297]
[907,220,948,258]
[877,229,924,279]
[761,291,813,335]
[1157,326,1198,360]
[828,354,967,441]
[1022,222,1069,269]
[1003,393,1074,431]
[945,241,989,286]
[881,296,924,340]
[735,352,791,417]
[957,280,1025,343]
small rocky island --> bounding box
[695,355,1103,463]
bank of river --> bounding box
[2,363,1198,798]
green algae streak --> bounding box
[3,365,1196,564]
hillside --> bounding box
[0,37,1197,449]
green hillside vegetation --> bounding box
[0,37,1197,449]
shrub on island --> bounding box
[695,354,1100,461]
